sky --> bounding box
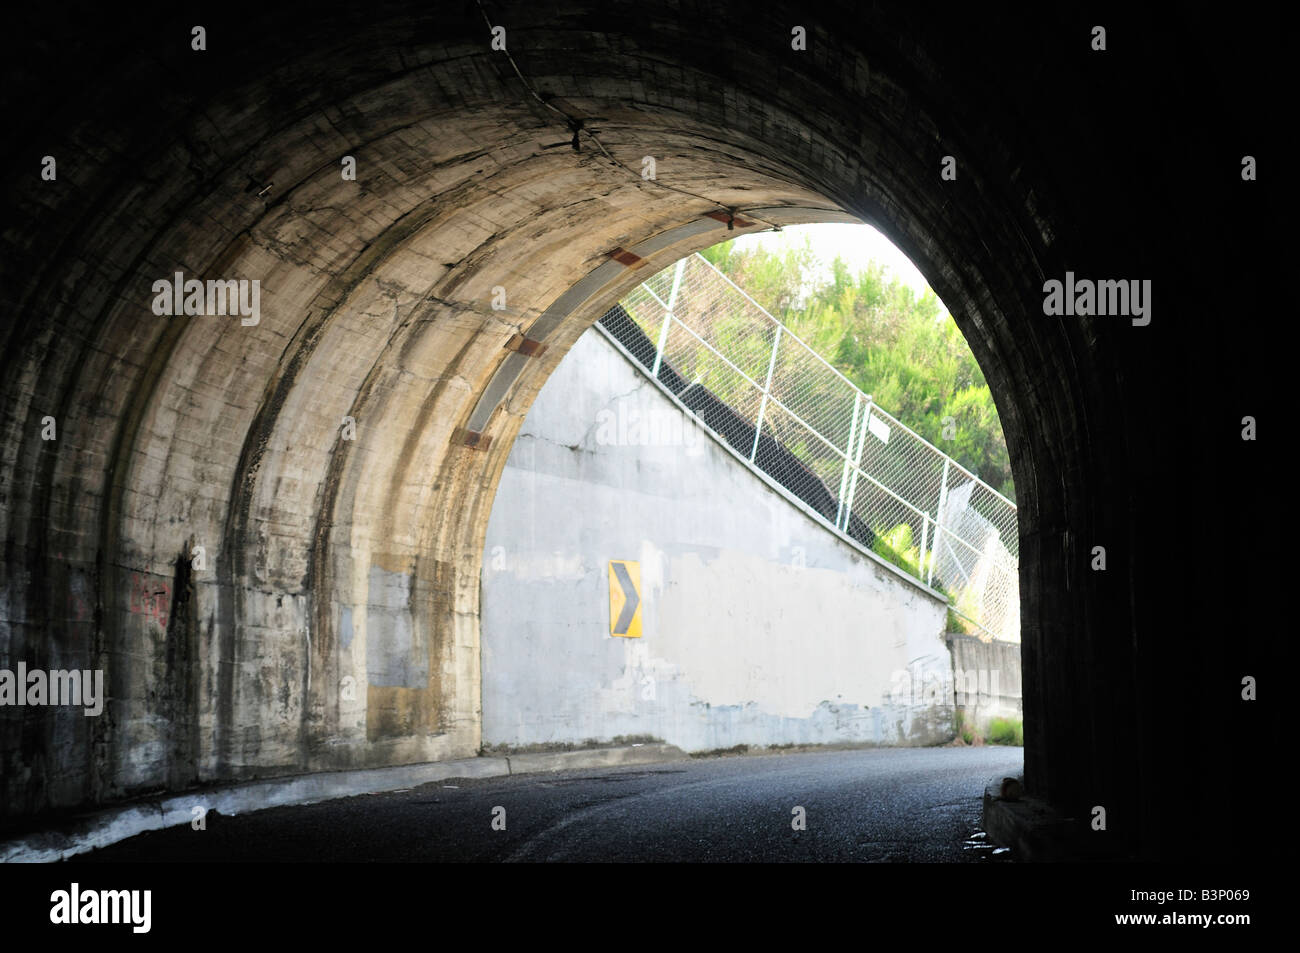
[728,222,945,314]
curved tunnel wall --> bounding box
[0,2,1277,859]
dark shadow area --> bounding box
[599,303,876,549]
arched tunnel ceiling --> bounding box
[0,2,1280,860]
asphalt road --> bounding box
[73,746,1023,862]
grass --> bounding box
[868,523,982,637]
[987,716,1024,746]
[947,606,975,635]
[953,712,1023,746]
[954,710,978,745]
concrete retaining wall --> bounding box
[946,634,1023,736]
[480,329,954,752]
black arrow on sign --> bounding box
[612,561,640,635]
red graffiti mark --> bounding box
[128,573,171,630]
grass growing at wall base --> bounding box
[955,710,977,745]
[987,716,1023,746]
[952,712,1023,746]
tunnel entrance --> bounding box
[478,224,1023,759]
[0,2,1274,863]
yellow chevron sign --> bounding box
[608,560,642,638]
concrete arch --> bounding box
[0,2,1275,859]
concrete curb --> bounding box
[982,776,1117,862]
[504,742,685,774]
[1,743,687,863]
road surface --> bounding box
[74,746,1023,862]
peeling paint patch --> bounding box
[365,567,426,688]
[339,606,353,650]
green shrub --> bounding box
[987,716,1023,746]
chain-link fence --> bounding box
[596,252,1019,642]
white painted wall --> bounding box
[480,328,954,752]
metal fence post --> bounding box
[750,325,782,463]
[919,515,931,581]
[666,256,686,311]
[650,258,687,379]
[841,395,872,529]
[928,457,950,588]
[650,310,671,379]
[836,393,863,529]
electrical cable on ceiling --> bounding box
[473,0,781,232]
